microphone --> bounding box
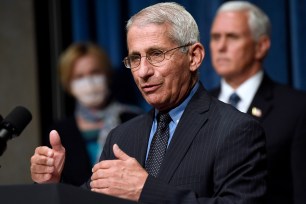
[0,106,32,156]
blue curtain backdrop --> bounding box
[70,0,306,110]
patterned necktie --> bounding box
[228,92,241,108]
[145,112,171,177]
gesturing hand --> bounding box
[30,130,66,183]
[90,144,148,201]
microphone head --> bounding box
[1,106,32,137]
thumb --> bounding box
[49,130,64,152]
[113,144,129,161]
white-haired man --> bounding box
[210,1,306,203]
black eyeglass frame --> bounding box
[123,43,192,69]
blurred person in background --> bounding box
[50,42,143,186]
[209,1,306,203]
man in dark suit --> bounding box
[209,1,306,203]
[30,2,267,203]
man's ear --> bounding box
[189,43,205,72]
[255,35,270,61]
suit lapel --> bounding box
[247,74,274,122]
[158,84,210,182]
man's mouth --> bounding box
[141,83,161,93]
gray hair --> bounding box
[126,2,200,47]
[217,1,271,41]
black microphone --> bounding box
[0,106,32,156]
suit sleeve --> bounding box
[139,118,267,204]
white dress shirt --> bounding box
[218,70,264,113]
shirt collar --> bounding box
[155,82,199,125]
[219,70,263,112]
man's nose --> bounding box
[136,57,154,78]
[217,37,227,51]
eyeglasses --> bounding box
[123,43,192,69]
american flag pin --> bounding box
[251,107,262,117]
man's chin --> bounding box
[144,95,164,108]
[215,68,233,78]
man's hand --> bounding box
[90,144,148,201]
[30,130,66,183]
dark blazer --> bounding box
[210,74,306,204]
[50,111,140,186]
[85,83,267,203]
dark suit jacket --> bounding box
[210,74,306,204]
[85,83,267,203]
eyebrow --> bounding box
[210,31,241,37]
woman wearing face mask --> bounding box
[50,42,143,186]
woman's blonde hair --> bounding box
[58,42,112,93]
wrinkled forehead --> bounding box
[127,23,175,52]
[127,21,172,38]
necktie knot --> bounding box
[229,92,241,108]
[157,112,171,127]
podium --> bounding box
[0,183,136,204]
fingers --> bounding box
[31,163,54,174]
[92,145,134,173]
[90,177,109,189]
[30,150,56,183]
[31,172,53,183]
[49,130,64,152]
[34,146,53,157]
[31,147,54,170]
[90,168,112,192]
[91,168,114,180]
[113,144,129,161]
[31,152,54,166]
[32,146,53,166]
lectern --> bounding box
[0,183,136,204]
